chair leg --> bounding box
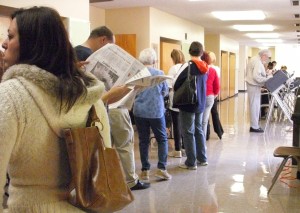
[268,157,290,194]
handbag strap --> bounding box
[187,60,192,81]
[86,105,103,129]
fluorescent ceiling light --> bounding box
[212,10,265,21]
[255,39,283,43]
[259,46,270,49]
[246,33,279,38]
[233,25,274,31]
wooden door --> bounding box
[220,51,229,100]
[114,34,136,58]
[229,52,236,97]
[160,41,181,74]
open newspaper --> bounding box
[84,43,172,109]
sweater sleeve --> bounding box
[0,87,18,211]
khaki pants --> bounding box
[109,108,138,188]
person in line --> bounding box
[75,26,150,190]
[245,49,273,133]
[167,49,185,158]
[133,48,172,180]
[271,61,277,74]
[265,61,274,76]
[201,51,220,140]
[0,6,111,212]
[206,51,223,140]
[174,41,209,170]
[280,65,289,76]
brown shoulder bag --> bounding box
[63,105,134,212]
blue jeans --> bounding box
[134,116,168,170]
[180,110,207,167]
[202,95,215,139]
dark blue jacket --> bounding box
[173,60,208,113]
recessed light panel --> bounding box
[246,33,279,38]
[255,39,283,43]
[212,10,265,21]
[233,25,274,31]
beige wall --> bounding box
[149,7,204,60]
[105,6,204,64]
[205,34,220,66]
[205,34,239,94]
[0,17,10,50]
[0,0,89,20]
[89,6,105,31]
[238,45,248,91]
[0,0,90,47]
[220,35,239,54]
[105,7,150,57]
[205,34,239,67]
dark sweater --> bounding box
[74,45,92,61]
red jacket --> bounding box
[206,67,220,96]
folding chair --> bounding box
[268,146,300,194]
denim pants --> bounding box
[202,95,215,139]
[134,116,168,170]
[180,110,207,167]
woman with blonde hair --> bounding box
[201,51,220,140]
[167,49,185,158]
[206,51,224,140]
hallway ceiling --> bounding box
[90,0,300,48]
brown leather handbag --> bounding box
[63,105,134,213]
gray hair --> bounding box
[139,48,157,65]
[258,49,270,57]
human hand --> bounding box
[77,61,89,69]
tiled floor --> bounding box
[119,93,300,213]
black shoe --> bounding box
[249,127,264,133]
[217,132,223,139]
[130,180,150,191]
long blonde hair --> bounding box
[171,49,185,64]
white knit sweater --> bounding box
[0,64,111,212]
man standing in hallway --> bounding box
[75,26,150,190]
[245,49,272,133]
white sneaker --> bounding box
[197,161,208,166]
[168,150,182,158]
[181,149,186,157]
[140,170,150,180]
[155,169,172,180]
[178,163,197,170]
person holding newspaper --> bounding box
[133,48,172,181]
[75,26,150,191]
